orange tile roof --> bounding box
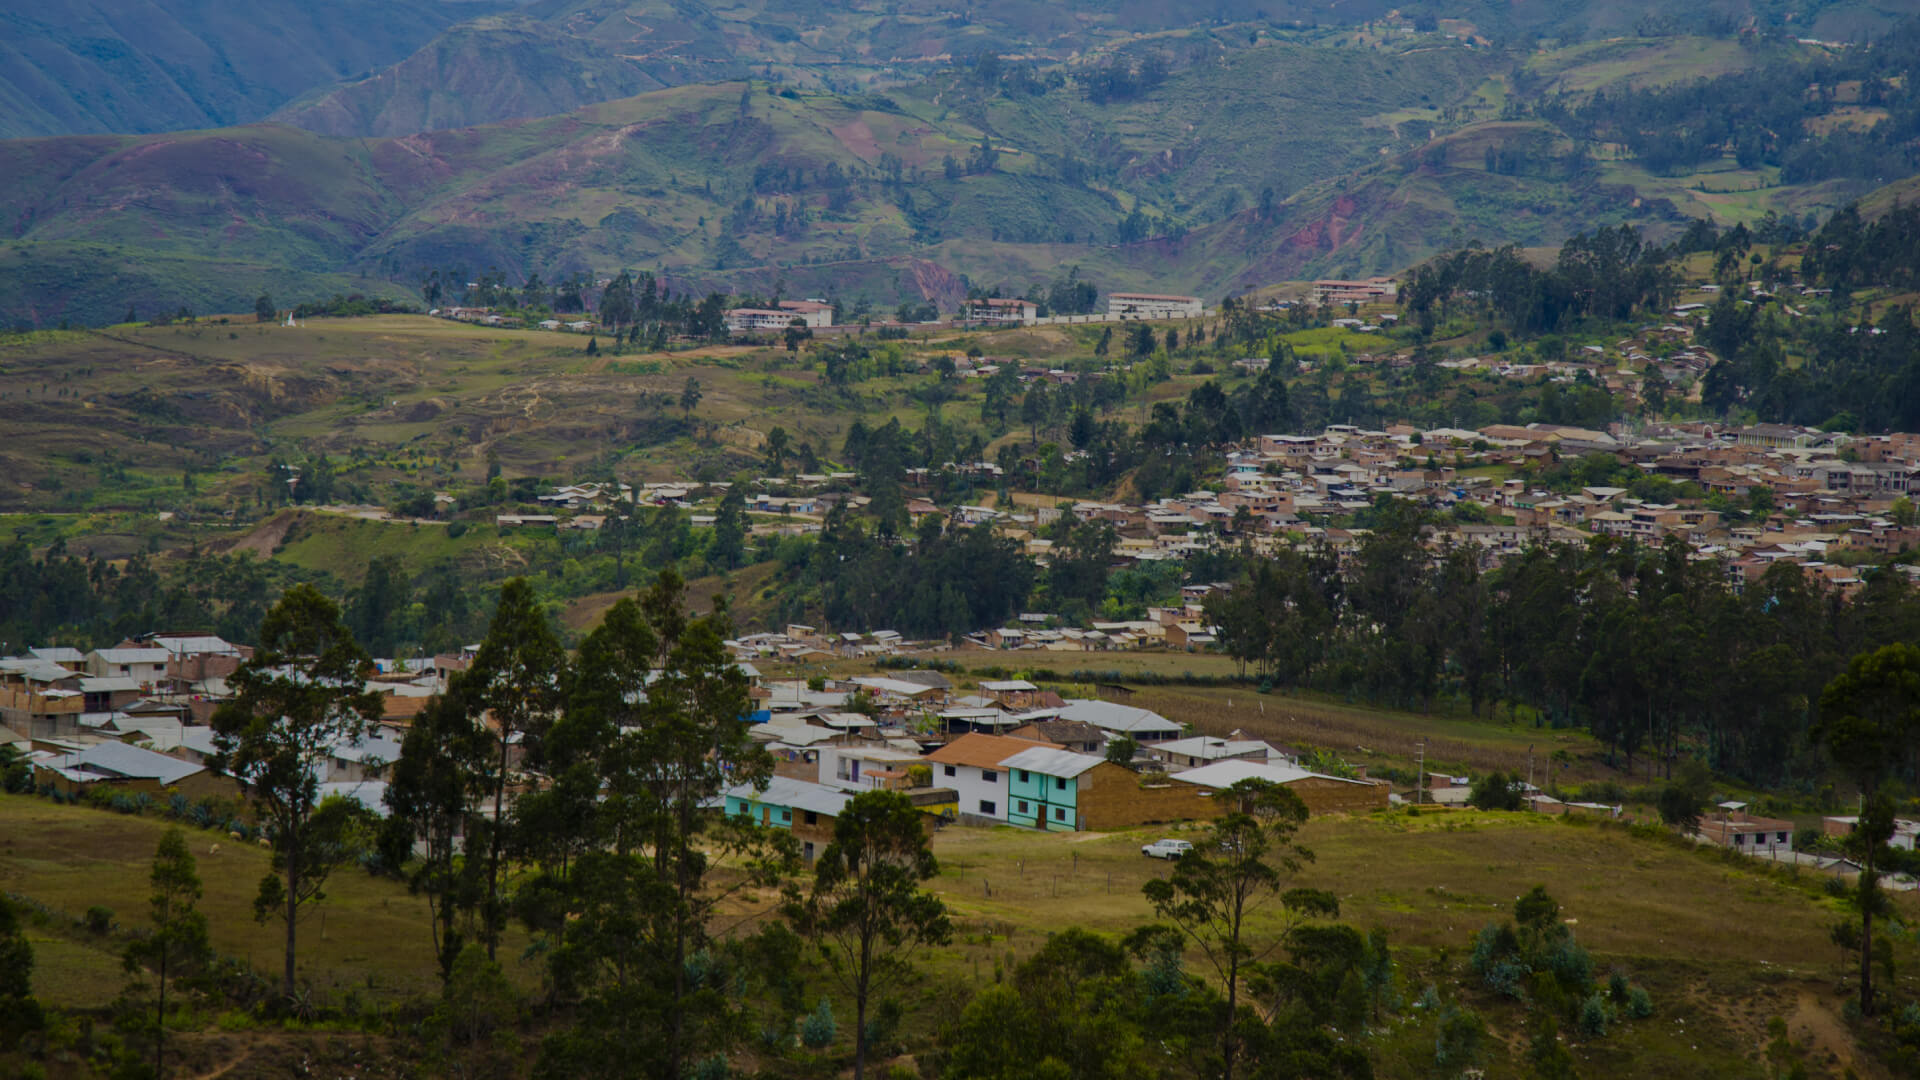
[925,733,1059,770]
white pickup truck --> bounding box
[1141,838,1194,859]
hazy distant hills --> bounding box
[0,38,1668,327]
[3,1,1918,328]
[0,0,517,139]
[9,0,1915,142]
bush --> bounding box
[1608,969,1629,1002]
[1626,986,1654,1019]
[1545,938,1594,994]
[1468,771,1524,811]
[84,905,114,934]
[446,520,469,539]
[800,998,836,1048]
[1577,992,1611,1037]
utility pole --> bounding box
[1415,740,1425,807]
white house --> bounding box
[923,733,1049,822]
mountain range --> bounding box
[3,3,1919,327]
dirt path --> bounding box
[199,510,297,558]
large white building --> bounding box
[1108,292,1203,320]
[725,299,835,333]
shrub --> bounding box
[84,905,114,935]
[1626,986,1654,1019]
[1577,992,1611,1037]
[1608,969,1630,1002]
[1545,938,1594,994]
[800,998,836,1048]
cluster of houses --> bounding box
[1212,418,1920,597]
[10,632,1902,878]
[0,633,472,815]
[478,407,1920,655]
[721,669,1387,852]
[3,634,1388,858]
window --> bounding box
[1018,801,1030,814]
[943,765,956,777]
[1733,833,1745,844]
[1777,832,1789,844]
[979,799,997,815]
[780,809,791,822]
[836,757,852,781]
[804,811,818,826]
[982,770,998,783]
[1055,777,1067,790]
[1054,807,1066,821]
[1017,770,1030,783]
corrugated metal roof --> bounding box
[1170,759,1369,789]
[1056,700,1182,734]
[725,776,853,818]
[38,741,204,786]
[998,746,1104,778]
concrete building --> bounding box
[962,297,1039,325]
[1108,293,1203,320]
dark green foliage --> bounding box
[800,998,837,1049]
[1467,771,1524,811]
[212,583,383,1001]
[790,789,949,1080]
[123,829,212,1078]
[1470,886,1594,1007]
[0,895,42,1049]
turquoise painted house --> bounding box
[722,776,854,861]
[1000,746,1104,832]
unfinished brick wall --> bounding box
[1078,763,1224,831]
[1286,776,1391,815]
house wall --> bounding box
[931,761,1009,821]
[1008,766,1080,831]
[1287,776,1392,815]
[1077,763,1222,830]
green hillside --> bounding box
[0,0,508,139]
[2,24,1915,327]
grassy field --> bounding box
[6,791,1903,1077]
[0,796,455,1007]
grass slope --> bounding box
[2,792,1895,1077]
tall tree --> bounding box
[1816,642,1920,1015]
[1142,779,1334,1080]
[764,426,792,474]
[711,486,747,571]
[124,828,212,1079]
[538,573,796,1080]
[459,578,567,960]
[384,691,487,982]
[791,790,951,1080]
[212,583,381,1001]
